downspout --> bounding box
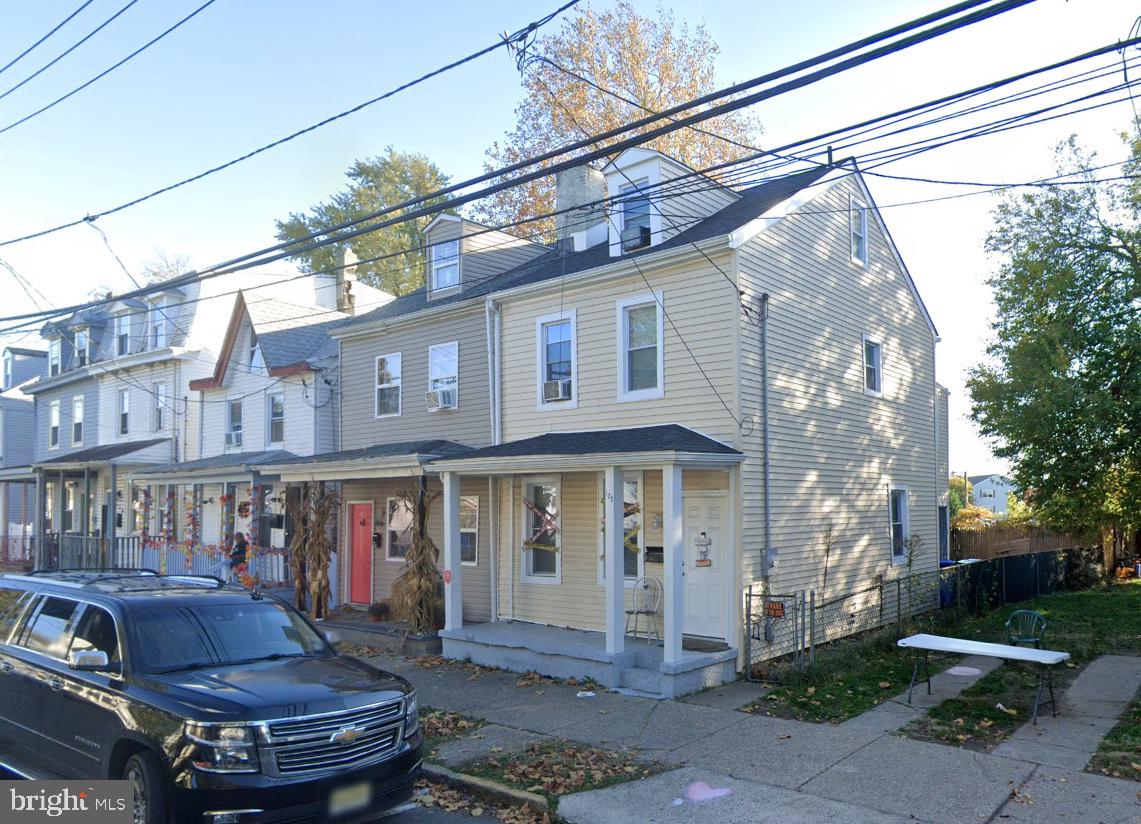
[759,294,774,585]
[173,360,181,462]
[484,299,501,446]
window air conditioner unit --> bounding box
[426,388,457,411]
[225,431,243,448]
[621,224,651,251]
[543,379,573,402]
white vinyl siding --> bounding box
[374,353,401,418]
[536,310,576,409]
[617,293,664,401]
[521,477,560,585]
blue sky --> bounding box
[0,0,1137,472]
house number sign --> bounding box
[694,532,712,567]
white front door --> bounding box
[683,494,727,639]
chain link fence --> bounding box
[744,549,1074,679]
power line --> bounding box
[0,0,94,77]
[0,0,219,139]
[0,0,584,249]
[0,0,143,106]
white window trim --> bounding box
[889,484,910,565]
[427,341,459,412]
[385,496,413,563]
[616,292,665,402]
[429,238,461,294]
[520,475,562,585]
[48,400,60,449]
[48,339,61,376]
[535,309,578,411]
[850,195,868,266]
[460,495,479,567]
[71,396,83,446]
[153,383,167,433]
[595,471,645,588]
[115,314,131,357]
[225,397,242,449]
[374,352,402,419]
[117,389,130,437]
[862,333,883,397]
[2,353,11,389]
[266,391,285,447]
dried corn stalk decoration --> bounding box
[390,477,442,635]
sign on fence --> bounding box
[764,602,786,618]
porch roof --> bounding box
[131,449,300,483]
[36,438,169,470]
[266,439,474,482]
[430,424,743,473]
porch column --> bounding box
[603,465,625,655]
[662,464,684,665]
[441,471,463,631]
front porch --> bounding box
[440,620,737,699]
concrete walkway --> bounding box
[371,652,1141,824]
[992,655,1141,771]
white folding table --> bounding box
[897,633,1070,724]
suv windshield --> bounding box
[130,600,330,674]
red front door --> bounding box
[349,503,373,604]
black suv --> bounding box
[0,570,421,823]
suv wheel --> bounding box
[123,752,167,824]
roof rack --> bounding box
[161,575,226,589]
[27,568,159,576]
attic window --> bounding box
[249,331,264,371]
[430,239,460,291]
[620,179,651,250]
[850,196,868,265]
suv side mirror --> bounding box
[68,650,111,671]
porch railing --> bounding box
[0,534,35,567]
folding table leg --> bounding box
[907,649,919,703]
[1032,663,1044,725]
[1047,665,1057,718]
[925,650,932,695]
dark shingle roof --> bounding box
[246,299,347,369]
[340,164,834,331]
[38,438,169,465]
[270,440,474,467]
[136,450,301,476]
[438,425,739,461]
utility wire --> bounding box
[0,0,219,139]
[0,0,583,249]
[0,0,143,106]
[0,0,94,77]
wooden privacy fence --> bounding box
[951,525,1077,561]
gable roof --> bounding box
[336,164,834,335]
[968,473,1012,486]
[190,292,347,390]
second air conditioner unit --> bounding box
[426,388,457,411]
[542,379,573,402]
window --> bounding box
[129,485,141,533]
[0,586,30,641]
[890,488,909,561]
[21,597,80,659]
[522,478,560,583]
[118,389,130,435]
[863,336,882,395]
[226,400,242,447]
[74,329,89,367]
[48,400,59,448]
[385,497,413,561]
[374,353,401,417]
[115,314,131,356]
[850,196,868,265]
[268,392,285,445]
[249,331,264,372]
[48,339,60,376]
[429,239,460,292]
[69,604,120,666]
[151,303,169,349]
[153,383,167,432]
[63,484,75,532]
[460,496,478,565]
[2,352,10,389]
[71,396,83,445]
[537,311,576,407]
[617,294,664,401]
[622,476,642,578]
[620,178,651,232]
[428,342,458,409]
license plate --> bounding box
[329,781,372,817]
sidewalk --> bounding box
[374,652,1141,824]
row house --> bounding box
[255,147,948,697]
[0,346,47,565]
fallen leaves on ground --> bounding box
[472,742,666,799]
[417,655,450,668]
[878,681,892,689]
[337,643,386,657]
[421,709,484,743]
[414,779,550,823]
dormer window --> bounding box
[151,308,168,349]
[74,329,90,368]
[429,239,460,292]
[249,330,264,372]
[115,314,131,356]
[48,339,61,376]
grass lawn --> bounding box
[1087,688,1141,782]
[742,581,1141,737]
[463,740,669,812]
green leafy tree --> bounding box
[968,131,1141,542]
[275,147,453,296]
[473,1,762,238]
[948,476,972,521]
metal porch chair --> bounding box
[1005,609,1047,648]
[625,576,663,641]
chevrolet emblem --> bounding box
[330,725,366,744]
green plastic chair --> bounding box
[1005,610,1047,648]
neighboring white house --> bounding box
[969,473,1017,515]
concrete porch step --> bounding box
[621,666,663,695]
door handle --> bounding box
[49,677,64,691]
